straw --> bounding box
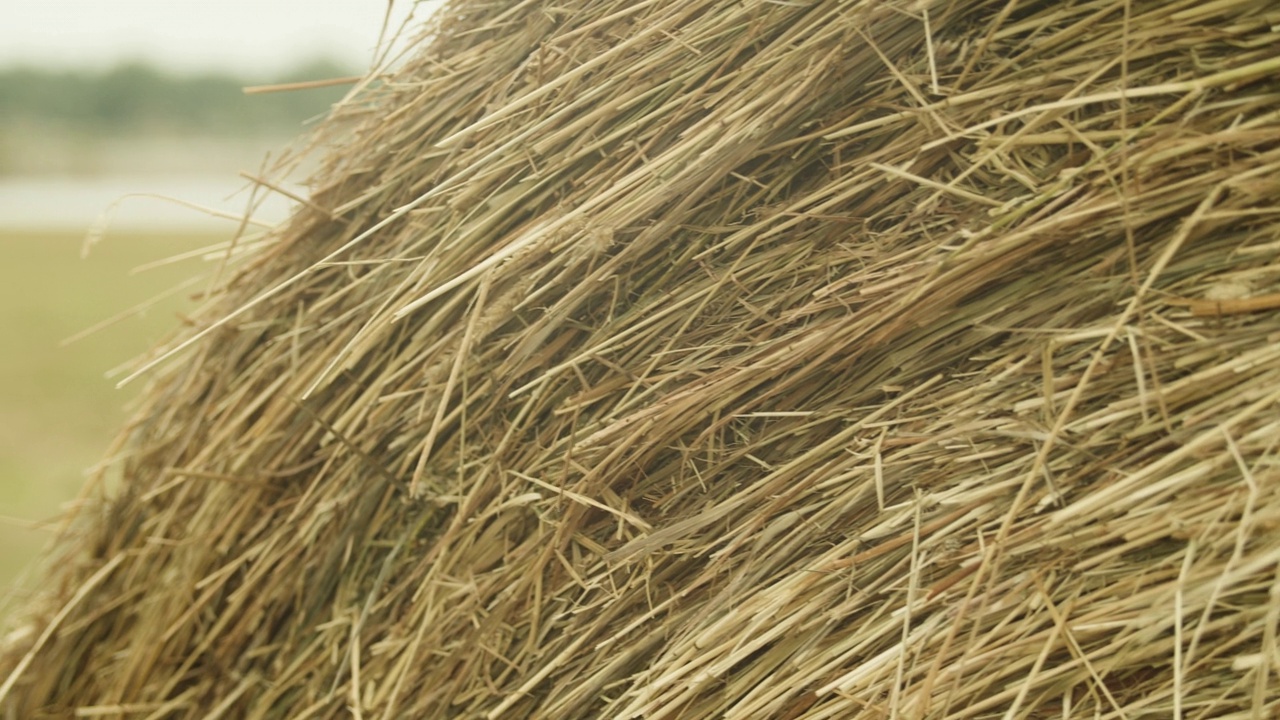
[3,0,1278,717]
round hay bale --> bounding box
[4,0,1280,717]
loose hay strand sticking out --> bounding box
[4,0,1280,718]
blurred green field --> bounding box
[0,228,221,617]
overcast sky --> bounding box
[0,1,440,76]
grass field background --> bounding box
[0,228,222,617]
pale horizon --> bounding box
[0,1,440,77]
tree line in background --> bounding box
[0,59,355,137]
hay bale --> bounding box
[4,0,1279,716]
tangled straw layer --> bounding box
[4,0,1280,717]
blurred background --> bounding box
[0,0,438,617]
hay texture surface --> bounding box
[5,0,1280,717]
